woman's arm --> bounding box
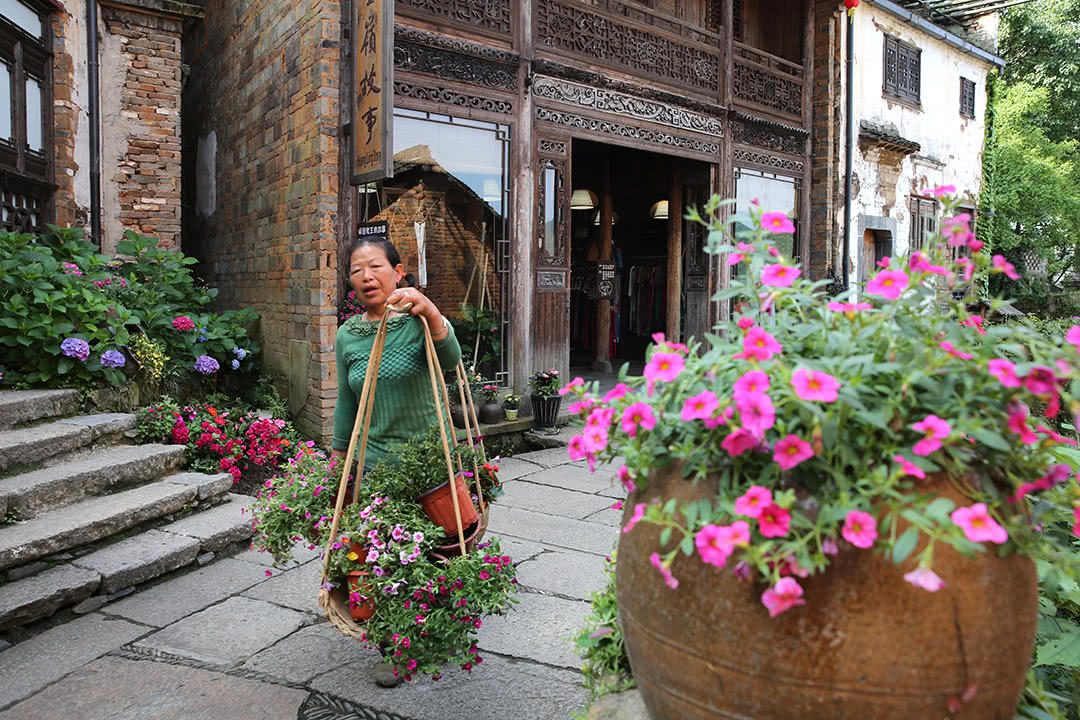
[384,286,461,366]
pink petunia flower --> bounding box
[940,341,974,360]
[1007,409,1039,445]
[722,428,759,457]
[681,390,720,422]
[944,215,974,248]
[1036,425,1077,446]
[761,264,801,287]
[586,407,616,430]
[649,552,679,590]
[616,465,636,493]
[644,351,684,386]
[822,537,839,556]
[622,503,646,534]
[736,316,756,331]
[704,405,735,429]
[603,383,631,403]
[737,327,783,361]
[734,370,770,399]
[761,577,805,617]
[761,212,796,234]
[728,252,745,265]
[773,434,813,470]
[737,392,776,437]
[1067,326,1080,352]
[988,359,1021,388]
[1023,366,1058,396]
[911,415,951,456]
[758,503,791,538]
[910,251,950,275]
[960,316,986,336]
[791,368,840,402]
[582,425,609,453]
[827,301,872,313]
[621,402,657,437]
[734,486,772,518]
[893,455,926,479]
[568,435,587,461]
[841,510,878,549]
[956,257,976,283]
[992,255,1020,279]
[950,503,1008,544]
[932,184,956,197]
[904,567,945,592]
[877,256,892,268]
[567,397,595,416]
[558,377,584,396]
[968,238,984,253]
[695,521,751,568]
[866,270,910,300]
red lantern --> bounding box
[845,0,859,15]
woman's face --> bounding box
[349,244,404,310]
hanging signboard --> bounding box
[350,0,395,185]
[597,262,616,300]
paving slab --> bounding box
[134,596,309,667]
[243,622,379,684]
[583,506,624,528]
[486,535,546,564]
[0,480,198,570]
[235,539,322,568]
[476,592,590,669]
[515,550,610,601]
[586,688,649,720]
[0,612,146,710]
[488,505,618,556]
[164,471,233,501]
[0,421,91,472]
[241,558,323,614]
[0,389,80,430]
[0,564,101,629]
[512,447,576,468]
[73,529,201,594]
[0,444,186,518]
[56,412,137,440]
[499,480,616,519]
[159,494,253,552]
[106,557,271,627]
[522,464,621,495]
[491,456,542,481]
[0,655,308,720]
[311,651,586,720]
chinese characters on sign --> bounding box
[351,0,394,184]
[597,263,616,300]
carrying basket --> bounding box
[318,306,491,640]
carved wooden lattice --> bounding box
[0,187,44,234]
[535,0,721,94]
[394,80,513,114]
[396,0,512,35]
[730,115,806,156]
[536,154,568,266]
[732,43,803,120]
[394,26,518,90]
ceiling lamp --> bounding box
[570,189,598,210]
[650,200,669,220]
[592,210,619,226]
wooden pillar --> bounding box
[510,9,535,396]
[667,164,683,341]
[594,149,613,373]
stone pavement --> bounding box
[0,437,627,720]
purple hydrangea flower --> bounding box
[60,337,90,362]
[193,355,219,375]
[100,350,126,368]
[231,358,240,370]
[233,347,248,360]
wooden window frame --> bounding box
[960,77,976,119]
[909,196,936,251]
[883,35,921,107]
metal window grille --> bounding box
[884,35,921,105]
[960,77,975,119]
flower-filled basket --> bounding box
[562,192,1080,719]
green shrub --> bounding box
[574,552,634,708]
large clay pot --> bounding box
[418,472,480,533]
[617,463,1038,720]
[450,403,468,429]
[478,401,503,425]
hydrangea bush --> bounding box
[563,190,1080,617]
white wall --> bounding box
[846,5,995,280]
[60,0,92,216]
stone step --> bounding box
[71,529,202,596]
[0,564,101,630]
[0,472,230,571]
[158,493,255,553]
[0,443,186,519]
[0,389,81,430]
[0,413,137,473]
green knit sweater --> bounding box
[333,314,461,468]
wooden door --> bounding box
[533,135,572,380]
[683,171,711,344]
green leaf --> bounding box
[56,356,73,375]
[969,427,1011,452]
[892,526,920,564]
[924,497,956,522]
[679,535,694,556]
[1035,632,1080,668]
[659,527,673,547]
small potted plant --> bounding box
[528,368,563,428]
[562,191,1080,719]
[477,383,503,425]
[502,393,521,421]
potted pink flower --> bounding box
[562,192,1080,720]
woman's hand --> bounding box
[385,287,447,337]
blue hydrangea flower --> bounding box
[100,350,126,368]
[60,337,90,362]
[193,355,219,375]
[231,359,240,370]
[233,347,248,360]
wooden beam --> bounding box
[667,164,683,341]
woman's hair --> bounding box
[346,236,417,288]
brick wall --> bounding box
[182,0,344,444]
[810,0,843,281]
[51,11,83,229]
[100,7,183,253]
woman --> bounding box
[331,235,460,688]
[332,235,461,470]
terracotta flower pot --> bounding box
[616,463,1038,720]
[418,472,479,533]
[429,517,487,560]
[346,570,376,622]
[478,401,503,425]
